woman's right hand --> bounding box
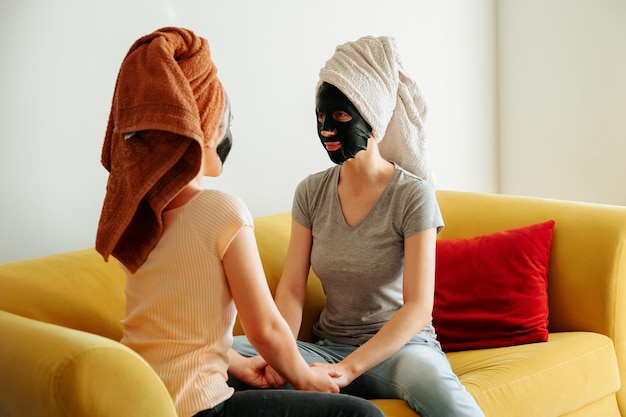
[264,363,340,393]
[292,365,341,393]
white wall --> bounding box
[0,0,497,263]
[497,0,626,205]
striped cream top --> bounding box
[121,190,253,417]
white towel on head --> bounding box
[318,36,436,186]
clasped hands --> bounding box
[236,355,350,393]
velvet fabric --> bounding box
[433,220,555,351]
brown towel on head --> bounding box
[96,27,225,273]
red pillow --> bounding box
[433,220,555,352]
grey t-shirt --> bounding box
[292,164,444,345]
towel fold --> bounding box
[318,36,435,185]
[96,27,224,273]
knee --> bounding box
[388,349,458,391]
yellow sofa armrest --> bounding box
[0,310,176,417]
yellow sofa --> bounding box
[1,190,624,417]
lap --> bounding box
[230,335,482,416]
[194,390,383,417]
[231,333,454,394]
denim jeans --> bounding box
[230,334,485,417]
[193,389,384,417]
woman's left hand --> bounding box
[311,362,350,388]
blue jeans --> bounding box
[193,389,384,417]
[230,334,485,417]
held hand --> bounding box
[263,364,288,388]
[311,362,351,388]
[295,365,341,393]
[230,355,275,388]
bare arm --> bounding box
[274,219,313,338]
[313,228,437,387]
[224,225,338,392]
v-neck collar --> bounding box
[331,164,398,229]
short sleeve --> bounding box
[291,177,313,229]
[401,176,444,237]
[188,191,254,259]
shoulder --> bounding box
[191,189,253,225]
[194,189,248,209]
[387,166,443,234]
[296,165,338,192]
[393,164,436,198]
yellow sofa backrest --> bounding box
[0,248,126,340]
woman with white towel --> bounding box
[231,36,485,417]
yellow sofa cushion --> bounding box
[449,332,620,417]
[351,334,621,417]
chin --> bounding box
[203,168,222,177]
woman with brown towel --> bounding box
[96,27,383,417]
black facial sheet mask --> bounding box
[216,105,232,164]
[316,82,372,164]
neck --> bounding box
[339,140,394,189]
[164,175,203,211]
